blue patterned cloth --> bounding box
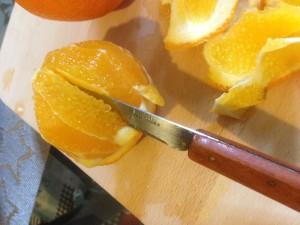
[0,0,13,45]
[0,1,50,224]
[0,100,49,225]
[0,0,48,225]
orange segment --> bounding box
[34,93,118,155]
[163,0,238,49]
[44,41,149,106]
[204,2,300,89]
[255,38,300,83]
[213,38,300,118]
[16,0,123,21]
[35,92,142,167]
[213,80,266,118]
[133,85,165,106]
[33,69,125,140]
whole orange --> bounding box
[16,0,124,21]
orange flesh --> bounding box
[33,41,164,166]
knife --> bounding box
[103,96,300,212]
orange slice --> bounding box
[163,0,239,49]
[204,2,300,89]
[44,41,150,106]
[213,38,300,118]
[33,41,164,167]
[33,69,125,140]
[34,93,118,155]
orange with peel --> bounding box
[16,0,123,21]
[162,0,239,49]
[33,41,164,167]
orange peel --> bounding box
[163,0,239,49]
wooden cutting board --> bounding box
[1,1,300,224]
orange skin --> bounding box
[16,0,124,21]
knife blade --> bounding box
[103,95,300,212]
[107,97,217,151]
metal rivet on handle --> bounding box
[208,156,216,161]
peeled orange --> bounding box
[16,0,123,21]
[163,0,239,49]
[33,41,164,167]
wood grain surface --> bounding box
[1,1,300,224]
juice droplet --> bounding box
[15,102,25,116]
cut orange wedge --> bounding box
[204,2,300,90]
[33,41,164,167]
[213,37,300,118]
[163,0,239,49]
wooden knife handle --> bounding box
[188,129,300,212]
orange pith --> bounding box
[163,0,239,49]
